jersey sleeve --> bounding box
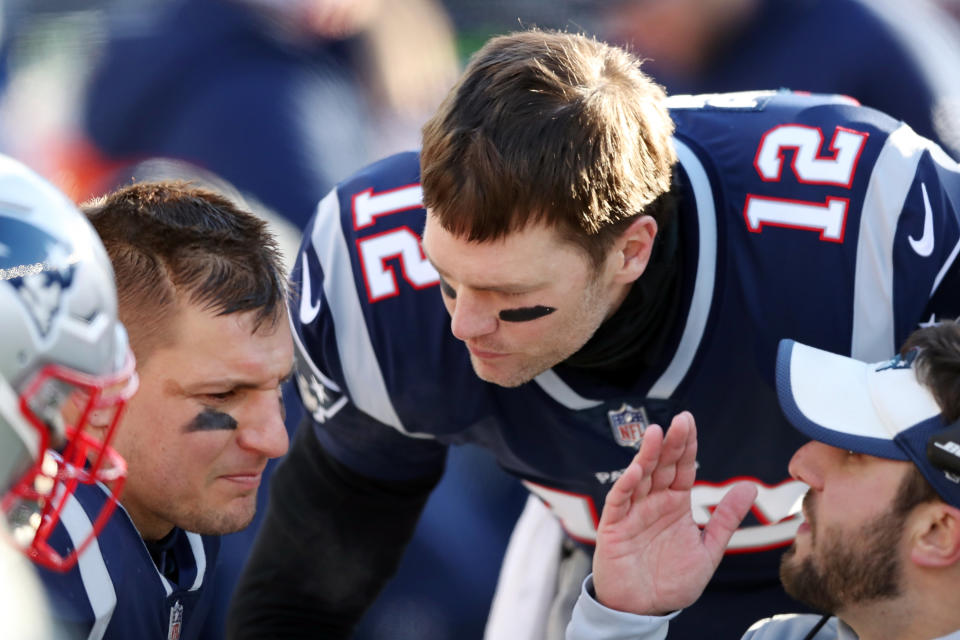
[672,91,960,361]
[229,154,449,639]
[855,123,960,353]
[289,152,448,481]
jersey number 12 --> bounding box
[744,124,869,242]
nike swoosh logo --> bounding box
[909,182,935,257]
[299,251,322,324]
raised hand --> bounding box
[593,411,758,616]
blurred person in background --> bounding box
[74,0,459,230]
[0,152,139,639]
[596,0,960,160]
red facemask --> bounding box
[2,351,138,572]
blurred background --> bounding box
[1,1,959,639]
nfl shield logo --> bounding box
[167,601,183,640]
[607,403,649,449]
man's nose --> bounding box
[787,440,833,490]
[449,290,498,341]
[236,391,289,459]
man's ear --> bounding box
[613,215,658,284]
[909,502,960,568]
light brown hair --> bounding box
[897,320,960,508]
[905,320,960,423]
[83,181,286,362]
[420,29,677,266]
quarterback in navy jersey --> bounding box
[230,31,960,639]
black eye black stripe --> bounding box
[499,306,556,322]
[185,408,238,432]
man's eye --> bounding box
[438,277,457,299]
[206,391,236,401]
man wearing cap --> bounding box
[566,320,960,640]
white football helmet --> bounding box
[0,154,137,572]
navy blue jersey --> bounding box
[37,483,219,640]
[291,90,960,623]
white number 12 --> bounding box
[744,124,868,242]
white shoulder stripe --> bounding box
[60,496,116,640]
[647,138,718,399]
[534,138,717,406]
[186,532,206,591]
[310,189,433,439]
[851,124,927,360]
[533,369,601,409]
[933,237,960,297]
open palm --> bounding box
[593,412,758,616]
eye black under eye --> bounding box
[498,305,557,322]
[438,277,457,299]
[186,409,238,432]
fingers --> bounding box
[700,481,758,562]
[672,412,698,488]
[599,453,644,527]
[600,412,701,527]
[649,412,697,491]
[635,423,664,481]
[600,425,663,527]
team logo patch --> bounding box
[292,338,348,424]
[607,403,649,449]
[876,348,919,372]
[167,600,183,640]
[0,216,76,341]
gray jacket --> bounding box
[566,577,960,640]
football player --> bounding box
[229,30,960,639]
[36,181,292,640]
[572,321,960,640]
[0,152,137,637]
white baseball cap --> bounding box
[776,339,960,508]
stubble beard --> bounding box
[470,280,612,388]
[164,494,258,537]
[779,506,904,614]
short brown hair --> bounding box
[420,29,677,267]
[896,320,960,509]
[903,320,960,423]
[83,181,286,362]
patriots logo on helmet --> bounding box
[0,216,76,341]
